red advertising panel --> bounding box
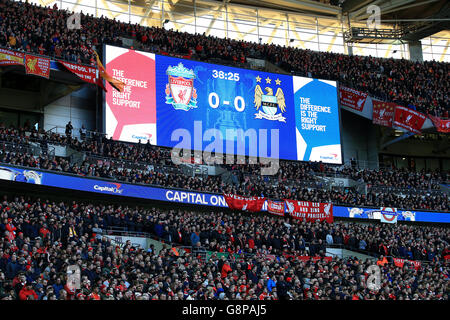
[58,61,97,84]
[0,48,24,66]
[372,100,395,127]
[284,200,333,223]
[104,47,157,144]
[339,86,368,112]
[393,106,427,134]
[223,194,266,212]
[428,114,450,133]
[267,200,285,217]
[24,54,50,78]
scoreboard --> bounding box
[104,45,342,164]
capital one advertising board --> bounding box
[103,45,342,164]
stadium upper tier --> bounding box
[0,0,448,117]
[0,126,448,212]
[0,193,449,300]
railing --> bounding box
[0,161,449,214]
[46,125,107,142]
[100,226,445,266]
[369,185,448,197]
[0,140,55,160]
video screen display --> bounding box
[104,45,342,163]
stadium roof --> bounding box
[127,0,449,40]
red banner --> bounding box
[284,255,332,263]
[392,258,421,270]
[372,100,395,127]
[428,114,450,133]
[393,106,427,134]
[339,86,368,112]
[58,61,97,84]
[0,48,24,66]
[24,54,50,79]
[267,200,285,217]
[284,200,333,223]
[223,194,266,212]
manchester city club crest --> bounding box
[165,62,198,111]
[253,76,286,122]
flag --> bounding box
[372,100,395,127]
[223,194,266,212]
[393,106,427,134]
[93,51,125,92]
[284,200,333,223]
[428,114,450,133]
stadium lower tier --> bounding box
[0,185,448,300]
[0,163,448,224]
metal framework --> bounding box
[16,0,450,62]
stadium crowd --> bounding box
[0,125,449,212]
[0,0,448,117]
[0,194,449,300]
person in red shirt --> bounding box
[221,261,232,279]
[19,282,38,300]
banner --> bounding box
[392,258,421,270]
[94,51,125,92]
[284,255,332,263]
[393,106,427,134]
[284,200,333,223]
[223,194,266,212]
[372,100,395,127]
[339,86,368,112]
[267,200,285,217]
[24,54,50,78]
[380,207,398,224]
[428,114,450,133]
[58,61,98,84]
[0,48,24,66]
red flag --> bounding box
[393,106,427,134]
[24,54,50,79]
[94,51,125,92]
[267,200,285,217]
[284,200,333,223]
[372,100,395,127]
[0,48,24,66]
[339,86,368,112]
[57,60,98,84]
[223,194,266,212]
[428,114,450,133]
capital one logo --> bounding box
[366,5,381,30]
[94,183,123,194]
[67,12,81,30]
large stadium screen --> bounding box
[104,45,342,164]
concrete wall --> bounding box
[341,109,379,167]
[43,85,96,135]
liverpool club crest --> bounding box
[165,62,198,111]
[253,76,286,122]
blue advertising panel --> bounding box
[1,165,448,224]
[333,205,450,224]
[104,45,343,163]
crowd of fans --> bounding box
[0,0,448,117]
[0,125,449,212]
[0,194,448,300]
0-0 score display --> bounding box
[104,45,343,164]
